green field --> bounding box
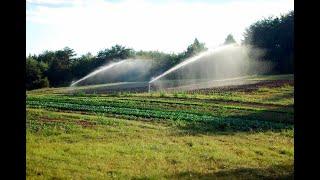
[26,75,294,179]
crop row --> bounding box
[27,95,293,124]
[27,100,292,131]
[28,95,293,114]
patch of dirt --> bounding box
[186,80,294,94]
[38,116,96,128]
[38,117,67,123]
[76,119,96,127]
[67,79,293,95]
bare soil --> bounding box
[187,80,294,94]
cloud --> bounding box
[26,0,294,56]
[26,0,79,6]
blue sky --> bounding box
[26,0,294,57]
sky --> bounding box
[26,0,294,57]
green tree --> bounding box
[97,45,133,61]
[36,50,55,63]
[243,11,294,73]
[71,53,95,79]
[45,47,76,87]
[184,38,208,58]
[26,57,49,90]
[224,34,236,45]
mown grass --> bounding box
[27,109,293,179]
[26,76,294,179]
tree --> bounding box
[71,53,95,79]
[184,38,208,58]
[97,45,134,61]
[45,47,76,87]
[224,34,236,45]
[26,57,49,90]
[36,50,55,63]
[243,11,294,74]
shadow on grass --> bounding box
[172,106,293,136]
[228,106,294,124]
[166,163,293,180]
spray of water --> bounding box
[70,58,153,87]
[149,43,270,91]
[149,44,238,83]
[69,44,269,93]
[70,60,128,87]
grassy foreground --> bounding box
[26,75,294,179]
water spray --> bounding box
[70,60,128,87]
[149,44,237,84]
[147,43,268,91]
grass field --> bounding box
[26,75,294,179]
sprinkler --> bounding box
[148,83,151,93]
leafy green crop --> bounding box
[27,100,292,131]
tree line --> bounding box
[243,11,294,74]
[26,11,293,90]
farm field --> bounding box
[26,75,294,179]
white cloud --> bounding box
[26,0,79,6]
[26,0,294,56]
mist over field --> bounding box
[149,44,273,90]
[71,59,153,86]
